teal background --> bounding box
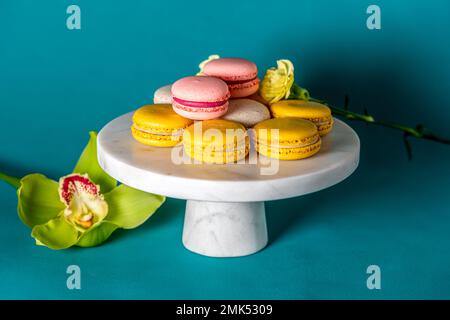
[1,0,450,299]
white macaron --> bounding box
[221,98,271,128]
[153,84,172,104]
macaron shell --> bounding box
[184,143,249,164]
[153,84,172,104]
[256,139,321,160]
[183,119,249,163]
[183,119,247,146]
[131,126,181,147]
[132,104,193,131]
[221,99,270,128]
[254,118,319,145]
[270,100,333,136]
[253,117,321,160]
[171,76,230,102]
[202,58,259,98]
[173,101,228,120]
[131,104,193,147]
[228,79,260,98]
[316,118,334,136]
[270,100,331,118]
[202,58,258,81]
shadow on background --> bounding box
[264,38,444,243]
[266,33,449,132]
[266,167,380,244]
[108,198,184,242]
[0,160,63,181]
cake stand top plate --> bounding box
[97,112,360,202]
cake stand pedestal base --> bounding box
[182,200,268,257]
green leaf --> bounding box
[18,174,65,227]
[76,222,119,247]
[0,172,21,189]
[104,184,165,229]
[31,215,79,250]
[288,83,310,101]
[73,131,117,194]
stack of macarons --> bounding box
[132,56,334,162]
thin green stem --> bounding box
[307,98,450,145]
[0,172,21,189]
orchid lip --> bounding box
[172,97,228,108]
[60,174,98,205]
[58,173,108,231]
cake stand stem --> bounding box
[182,200,268,257]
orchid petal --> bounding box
[18,174,65,227]
[73,131,117,193]
[76,222,119,247]
[104,184,165,229]
[31,215,79,250]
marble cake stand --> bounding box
[97,112,360,258]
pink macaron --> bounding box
[171,76,230,120]
[202,58,260,98]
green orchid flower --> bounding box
[0,131,165,249]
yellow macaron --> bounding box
[131,104,193,147]
[253,118,321,160]
[183,119,249,164]
[270,100,333,136]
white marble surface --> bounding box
[97,112,360,202]
[183,201,267,257]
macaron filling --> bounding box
[172,97,228,108]
[313,118,332,125]
[132,124,184,136]
[254,134,320,149]
[222,76,258,85]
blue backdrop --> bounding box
[1,0,449,299]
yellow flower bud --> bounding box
[197,54,220,75]
[259,59,295,104]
